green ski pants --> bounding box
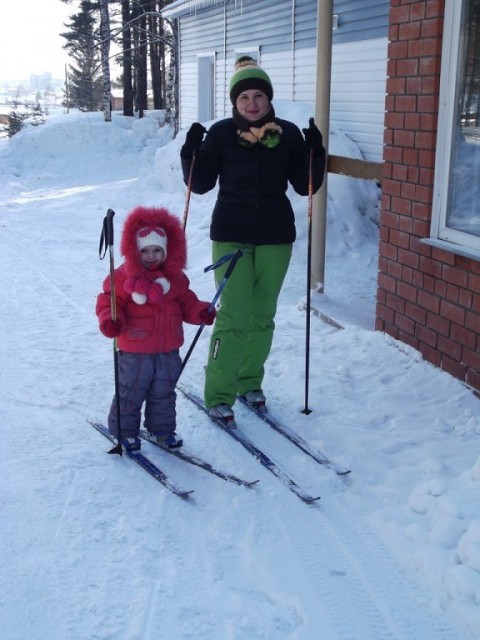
[204,241,292,408]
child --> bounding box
[96,205,215,451]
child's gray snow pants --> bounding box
[108,350,182,439]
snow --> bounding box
[1,105,479,640]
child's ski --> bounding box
[178,387,320,505]
[88,421,194,499]
[139,429,259,487]
[237,396,351,476]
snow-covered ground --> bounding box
[1,106,479,640]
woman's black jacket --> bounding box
[181,117,325,245]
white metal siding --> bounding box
[330,37,387,162]
[174,1,387,162]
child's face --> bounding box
[140,245,165,269]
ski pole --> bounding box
[99,208,123,455]
[178,249,243,378]
[183,150,196,230]
[302,150,314,415]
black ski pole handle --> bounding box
[99,209,115,259]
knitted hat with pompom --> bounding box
[229,56,273,105]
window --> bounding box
[430,0,480,258]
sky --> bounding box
[0,102,479,639]
[0,1,73,82]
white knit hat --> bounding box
[136,225,167,258]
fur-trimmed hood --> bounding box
[120,206,186,278]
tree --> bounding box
[99,0,112,121]
[61,1,103,112]
[7,111,28,137]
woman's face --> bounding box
[235,89,270,122]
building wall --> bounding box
[170,0,389,161]
[376,0,480,392]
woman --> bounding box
[180,56,325,425]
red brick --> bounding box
[399,21,422,41]
[405,112,421,130]
[445,283,459,304]
[418,149,436,168]
[383,162,393,179]
[378,271,398,293]
[443,264,468,288]
[426,1,445,20]
[406,76,422,95]
[415,184,432,203]
[441,356,467,380]
[422,76,440,94]
[412,219,430,236]
[458,287,472,309]
[385,112,405,129]
[403,148,419,165]
[379,241,398,261]
[466,369,480,391]
[402,265,413,282]
[419,255,442,277]
[398,247,419,269]
[420,113,437,131]
[423,273,436,293]
[421,17,443,39]
[415,131,437,150]
[419,166,434,185]
[416,323,437,347]
[381,210,400,229]
[451,324,477,350]
[438,335,462,361]
[400,182,415,200]
[389,41,409,59]
[405,301,426,323]
[396,95,417,112]
[387,77,406,95]
[462,347,480,371]
[395,312,415,334]
[419,343,441,367]
[386,292,406,313]
[418,95,437,113]
[384,146,403,163]
[391,5,410,23]
[440,299,466,325]
[417,289,440,313]
[392,163,408,181]
[398,59,419,76]
[392,197,412,216]
[423,36,443,56]
[398,215,413,233]
[407,166,420,182]
[468,272,480,294]
[398,280,418,303]
[410,3,426,21]
[426,311,450,336]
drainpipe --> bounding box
[312,0,333,292]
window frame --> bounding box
[428,0,480,260]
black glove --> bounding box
[302,118,324,157]
[181,122,207,158]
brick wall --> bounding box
[376,0,480,392]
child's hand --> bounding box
[199,306,216,325]
[100,318,123,338]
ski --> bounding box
[88,421,194,499]
[178,387,320,504]
[139,429,259,487]
[237,396,351,476]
